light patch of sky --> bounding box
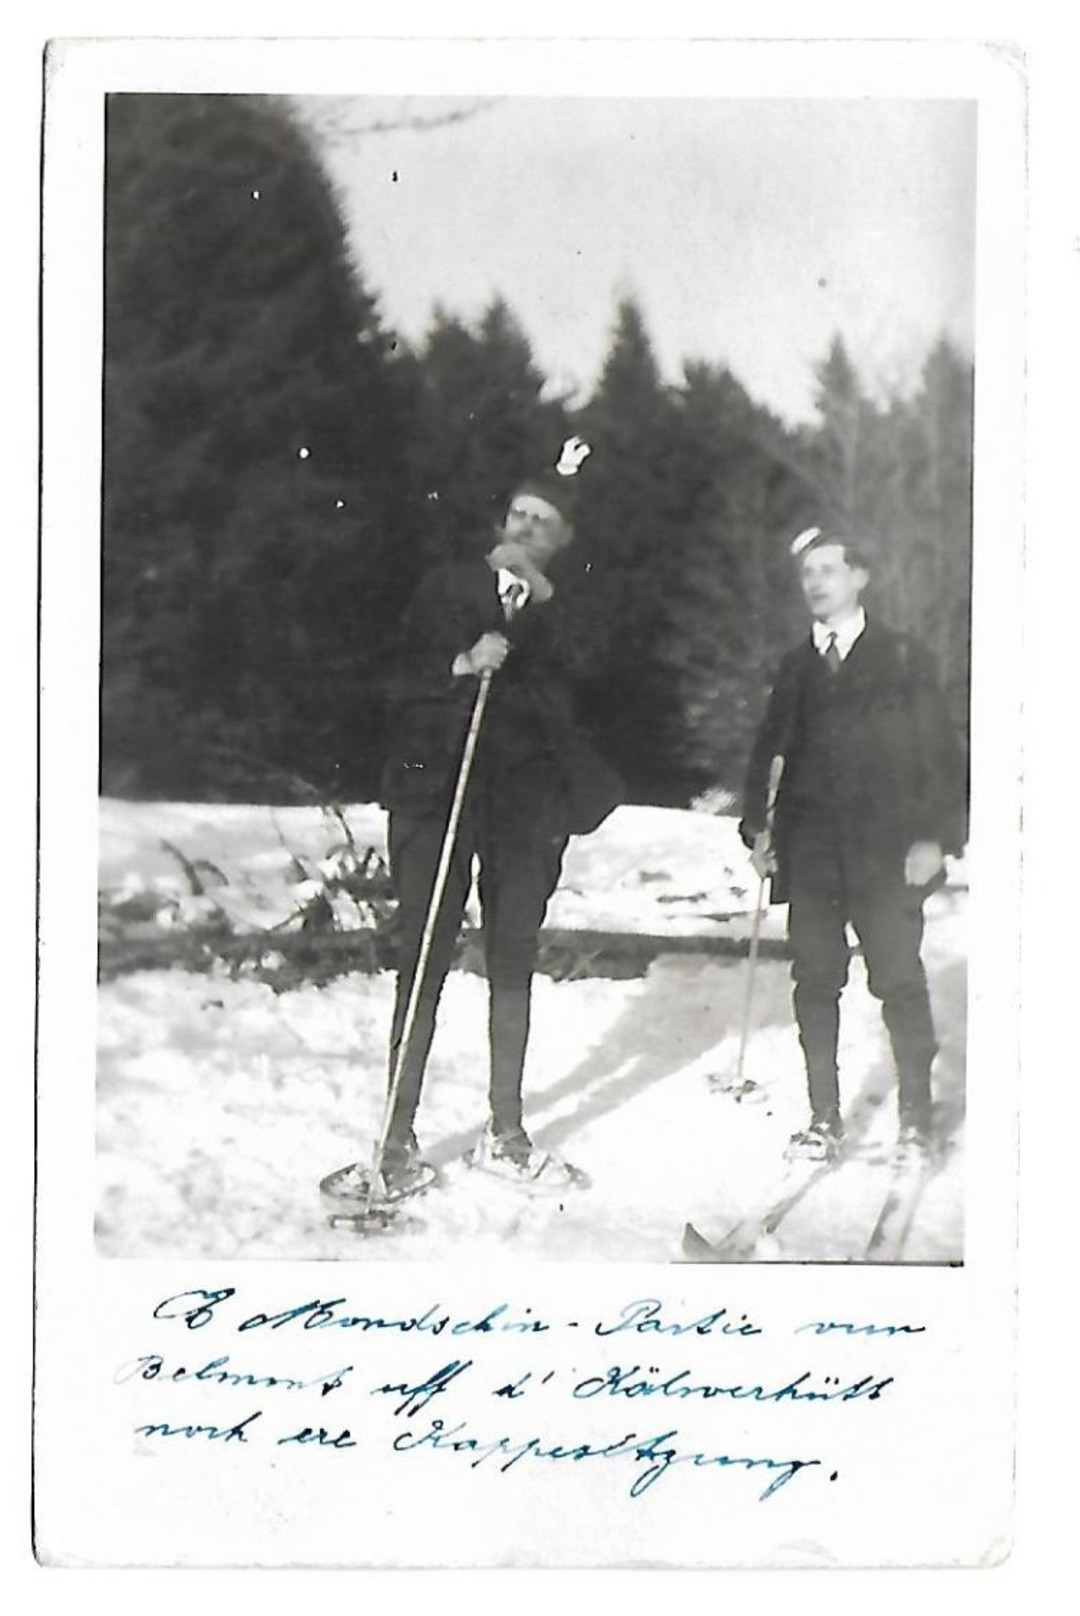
[304,95,975,425]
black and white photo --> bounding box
[34,34,1025,1571]
[93,87,975,1263]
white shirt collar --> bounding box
[496,567,531,607]
[812,606,866,660]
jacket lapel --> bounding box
[841,616,887,678]
[834,618,898,716]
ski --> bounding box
[682,1152,841,1262]
[682,1220,726,1262]
[863,1150,942,1262]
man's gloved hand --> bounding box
[903,840,945,887]
[453,631,510,678]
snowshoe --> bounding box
[320,1142,439,1229]
[463,1126,589,1193]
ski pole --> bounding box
[733,754,785,1090]
[364,667,496,1213]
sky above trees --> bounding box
[301,95,976,425]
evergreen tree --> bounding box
[803,334,868,529]
[794,333,972,742]
[102,93,422,801]
[905,340,973,736]
[408,298,569,558]
[650,363,808,798]
[565,298,686,800]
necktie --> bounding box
[501,581,526,621]
[823,631,842,674]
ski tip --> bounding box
[682,1222,723,1261]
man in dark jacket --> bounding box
[375,457,621,1192]
[740,528,967,1164]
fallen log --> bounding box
[97,920,791,985]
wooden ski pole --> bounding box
[733,754,785,1090]
[364,669,495,1214]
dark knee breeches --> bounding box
[786,827,936,1129]
[384,807,567,1142]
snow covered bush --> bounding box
[98,808,397,992]
[689,785,739,816]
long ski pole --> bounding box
[733,753,785,1090]
[364,668,496,1213]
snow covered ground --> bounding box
[95,800,966,1264]
[97,797,783,941]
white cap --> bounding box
[790,526,823,557]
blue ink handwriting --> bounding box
[236,1299,548,1336]
[573,1364,892,1404]
[128,1286,930,1503]
[135,1410,262,1444]
[796,1320,927,1338]
[372,1358,474,1417]
[277,1425,357,1449]
[152,1288,236,1330]
[392,1416,819,1500]
[595,1299,763,1339]
[115,1353,352,1397]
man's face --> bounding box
[503,492,572,569]
[799,542,868,622]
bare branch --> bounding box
[292,95,501,149]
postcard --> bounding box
[35,32,1024,1568]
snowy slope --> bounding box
[97,798,787,941]
[95,801,966,1264]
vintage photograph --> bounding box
[94,89,975,1265]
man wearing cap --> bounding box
[373,450,621,1192]
[739,528,967,1165]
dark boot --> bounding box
[379,1130,432,1197]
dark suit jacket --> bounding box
[740,619,967,898]
[379,558,622,839]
